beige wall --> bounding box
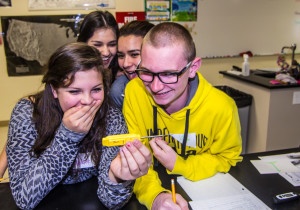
[0,0,283,122]
[0,1,286,154]
[0,0,144,122]
[200,55,279,86]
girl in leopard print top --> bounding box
[6,42,151,210]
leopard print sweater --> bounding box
[6,99,133,210]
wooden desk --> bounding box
[1,148,299,210]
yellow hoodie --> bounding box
[123,72,243,209]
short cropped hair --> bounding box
[143,22,196,62]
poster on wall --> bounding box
[28,0,115,10]
[172,0,197,21]
[0,0,11,7]
[145,0,171,21]
[1,15,84,76]
[145,0,197,22]
[116,12,146,28]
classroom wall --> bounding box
[201,55,279,86]
[196,0,300,58]
[0,1,290,178]
[0,0,144,122]
[0,0,284,123]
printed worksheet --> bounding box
[256,152,300,186]
[177,173,271,210]
[250,159,300,174]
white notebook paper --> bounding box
[177,173,271,210]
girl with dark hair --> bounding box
[77,10,121,84]
[110,20,154,110]
[6,42,151,210]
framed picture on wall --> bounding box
[0,0,11,7]
[145,0,171,21]
[1,15,84,76]
[144,0,197,22]
[172,0,197,21]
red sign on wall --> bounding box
[116,12,146,27]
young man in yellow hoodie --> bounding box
[123,22,243,210]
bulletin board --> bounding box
[194,0,300,58]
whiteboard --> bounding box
[193,0,300,58]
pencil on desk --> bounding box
[171,178,176,203]
[0,177,9,182]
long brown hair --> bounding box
[77,10,120,83]
[30,42,110,165]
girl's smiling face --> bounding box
[117,35,143,80]
[52,68,104,112]
[87,28,117,69]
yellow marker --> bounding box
[102,134,142,146]
[0,178,3,182]
[171,178,176,203]
[102,134,170,147]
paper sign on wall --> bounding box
[116,12,146,28]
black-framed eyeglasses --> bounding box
[135,61,192,84]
